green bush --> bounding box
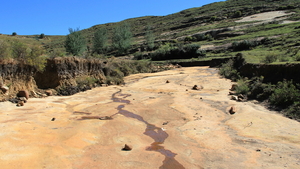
[232,40,259,51]
[93,28,108,54]
[261,53,279,64]
[235,78,250,95]
[65,28,86,56]
[0,40,12,59]
[150,43,200,61]
[12,32,17,36]
[112,22,132,54]
[269,80,300,108]
[39,33,45,39]
[219,59,240,81]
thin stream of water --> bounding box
[111,90,185,169]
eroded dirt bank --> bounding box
[0,67,299,169]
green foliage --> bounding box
[151,43,200,61]
[12,32,17,36]
[39,33,45,39]
[235,78,250,95]
[232,40,259,51]
[12,41,29,59]
[233,11,242,18]
[65,28,86,56]
[112,22,133,54]
[261,53,279,64]
[145,25,155,51]
[285,102,300,120]
[269,80,300,108]
[293,53,300,61]
[0,40,12,59]
[219,59,240,81]
[93,28,108,54]
[76,76,98,87]
[25,46,46,71]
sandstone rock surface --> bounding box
[0,67,299,169]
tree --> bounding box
[145,25,155,51]
[93,27,108,54]
[112,22,132,54]
[12,32,17,36]
[39,33,45,39]
[65,28,86,56]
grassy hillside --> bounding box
[1,0,300,63]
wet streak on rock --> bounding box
[111,90,185,169]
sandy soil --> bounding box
[1,67,300,169]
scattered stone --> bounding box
[166,80,170,83]
[200,97,203,100]
[192,85,203,90]
[186,89,188,91]
[45,90,53,96]
[19,97,27,103]
[231,95,238,100]
[30,91,38,98]
[122,144,132,151]
[101,84,108,87]
[0,85,9,95]
[230,84,238,91]
[229,106,236,115]
[229,91,236,95]
[51,118,56,121]
[99,116,113,120]
[238,94,244,100]
[17,100,25,107]
[256,149,261,152]
[17,90,29,100]
[162,121,169,125]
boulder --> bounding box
[229,106,236,115]
[17,90,29,100]
[122,144,132,151]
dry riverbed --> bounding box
[0,66,300,169]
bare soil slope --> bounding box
[0,67,299,169]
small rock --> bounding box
[45,90,53,96]
[256,149,261,152]
[200,97,203,100]
[238,94,244,100]
[229,106,236,115]
[30,91,38,98]
[17,90,29,100]
[231,95,238,100]
[19,97,27,103]
[186,89,188,91]
[122,144,132,151]
[192,85,203,90]
[0,85,9,95]
[230,84,238,91]
[166,80,170,83]
[17,100,25,107]
[229,91,236,95]
[99,116,113,120]
[101,84,108,87]
[162,121,169,125]
[51,118,56,121]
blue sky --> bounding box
[1,0,223,35]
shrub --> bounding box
[65,28,86,56]
[145,25,155,51]
[0,40,12,59]
[235,78,250,95]
[219,59,240,81]
[232,40,259,51]
[112,22,132,54]
[293,53,300,61]
[261,53,279,64]
[12,32,17,36]
[269,80,300,108]
[93,28,108,54]
[150,43,200,61]
[39,33,45,39]
[285,102,300,120]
